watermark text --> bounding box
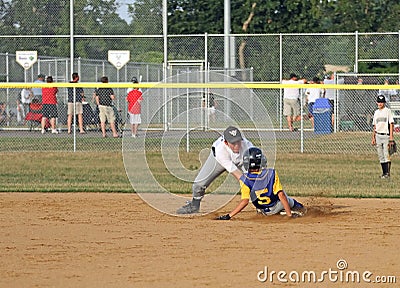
[257,259,396,284]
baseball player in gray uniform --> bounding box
[371,95,394,178]
[177,126,254,214]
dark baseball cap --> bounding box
[377,95,386,103]
[131,76,138,83]
[223,126,243,143]
[38,74,45,78]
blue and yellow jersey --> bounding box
[239,168,283,210]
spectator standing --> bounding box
[323,73,336,126]
[324,73,345,127]
[378,78,397,104]
[202,93,217,123]
[126,77,143,138]
[93,76,119,138]
[16,97,25,125]
[20,88,33,113]
[32,74,45,102]
[41,76,59,134]
[126,76,141,94]
[0,102,7,125]
[17,88,33,125]
[282,73,306,131]
[67,73,85,134]
[305,77,324,128]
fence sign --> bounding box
[16,51,38,69]
[108,50,130,70]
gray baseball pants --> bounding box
[192,151,227,200]
[258,193,295,215]
[376,134,390,163]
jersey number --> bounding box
[255,189,271,205]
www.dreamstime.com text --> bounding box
[257,259,396,284]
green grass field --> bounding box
[1,151,398,198]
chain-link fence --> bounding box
[0,32,399,153]
[1,78,399,156]
[1,32,399,82]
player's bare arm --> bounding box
[231,169,243,181]
[277,191,292,217]
[389,122,394,141]
[371,125,376,145]
[228,198,249,219]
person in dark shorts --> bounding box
[41,76,59,134]
[67,73,85,134]
[93,76,119,138]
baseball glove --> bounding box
[215,214,231,220]
[389,140,397,156]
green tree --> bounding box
[166,0,223,34]
[0,0,130,58]
[128,0,162,35]
[316,0,400,32]
[127,0,164,63]
[0,0,399,72]
[229,0,400,34]
[0,0,67,55]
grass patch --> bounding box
[0,151,132,192]
[0,151,398,198]
[275,153,399,198]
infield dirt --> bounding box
[0,193,399,287]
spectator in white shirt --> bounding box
[282,73,306,131]
[305,77,324,128]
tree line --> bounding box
[0,0,398,76]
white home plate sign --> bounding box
[108,50,130,70]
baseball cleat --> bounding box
[291,200,307,216]
[176,201,200,214]
[280,209,305,217]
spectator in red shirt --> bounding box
[126,77,143,138]
[41,76,59,134]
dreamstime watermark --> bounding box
[257,259,396,284]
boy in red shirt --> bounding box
[126,77,143,138]
[41,76,59,134]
